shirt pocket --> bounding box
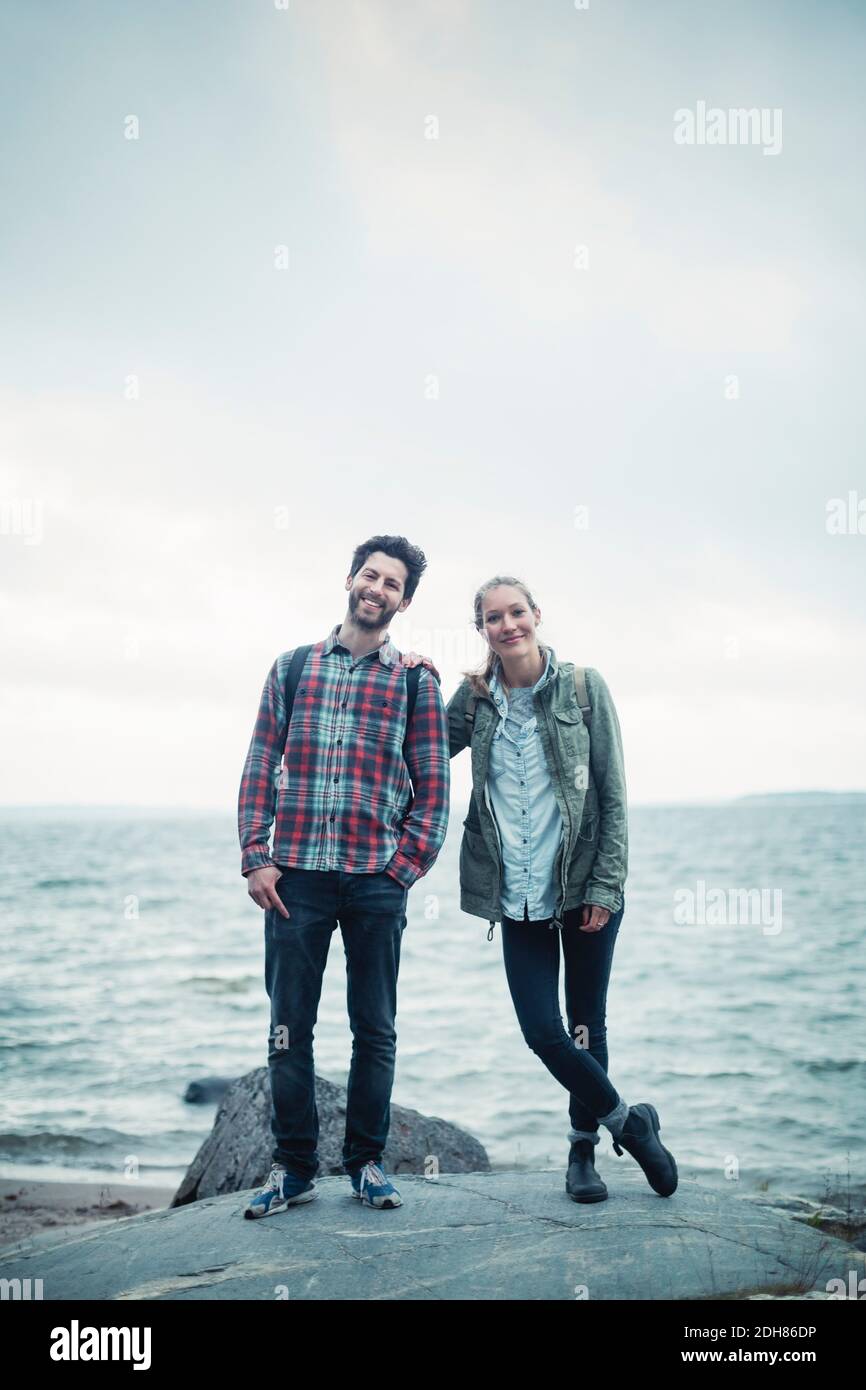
[487,728,510,782]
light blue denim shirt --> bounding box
[486,647,565,920]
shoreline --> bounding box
[0,1178,177,1252]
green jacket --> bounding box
[445,647,628,927]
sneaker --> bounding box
[349,1161,403,1209]
[244,1162,317,1219]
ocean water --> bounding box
[0,802,863,1207]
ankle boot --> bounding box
[566,1133,607,1203]
[610,1102,678,1196]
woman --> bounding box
[442,575,677,1203]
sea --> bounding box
[0,800,863,1208]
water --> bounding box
[0,802,863,1207]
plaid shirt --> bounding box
[238,623,450,888]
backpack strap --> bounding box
[284,644,313,727]
[403,663,422,758]
[276,645,312,789]
[573,666,591,726]
[464,690,478,734]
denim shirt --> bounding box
[487,647,565,920]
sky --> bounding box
[1,0,864,810]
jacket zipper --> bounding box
[542,697,574,931]
[483,777,503,941]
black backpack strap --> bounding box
[284,645,312,728]
[464,691,477,734]
[275,645,312,792]
[403,663,422,758]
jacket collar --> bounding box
[323,621,401,667]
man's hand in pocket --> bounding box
[247,866,290,918]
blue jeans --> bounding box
[263,865,408,1181]
[500,897,625,1137]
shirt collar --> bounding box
[323,621,401,667]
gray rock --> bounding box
[182,1077,233,1105]
[2,1171,863,1301]
[171,1069,490,1206]
[742,1191,866,1250]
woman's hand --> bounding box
[579,903,610,932]
[403,651,441,681]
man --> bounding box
[239,535,450,1216]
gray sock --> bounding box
[568,1128,600,1145]
[597,1098,629,1139]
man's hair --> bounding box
[348,535,428,602]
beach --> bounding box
[0,1178,176,1252]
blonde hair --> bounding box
[461,575,543,697]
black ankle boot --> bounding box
[611,1102,678,1196]
[566,1137,608,1203]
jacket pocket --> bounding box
[577,783,600,841]
[552,706,588,794]
[577,809,598,842]
[552,706,583,723]
[459,826,497,899]
[463,795,485,834]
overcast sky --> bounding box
[1,0,864,809]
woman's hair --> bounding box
[461,575,543,696]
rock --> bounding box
[747,1290,837,1300]
[2,1171,863,1301]
[170,1069,490,1206]
[743,1191,866,1251]
[182,1077,233,1105]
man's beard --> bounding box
[348,588,392,630]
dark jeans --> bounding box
[263,865,408,1181]
[500,897,625,1136]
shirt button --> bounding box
[333,775,339,782]
[342,700,348,708]
[330,814,336,821]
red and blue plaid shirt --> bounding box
[238,623,451,888]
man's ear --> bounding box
[345,574,354,591]
[398,595,411,612]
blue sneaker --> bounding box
[349,1161,403,1209]
[244,1162,317,1219]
